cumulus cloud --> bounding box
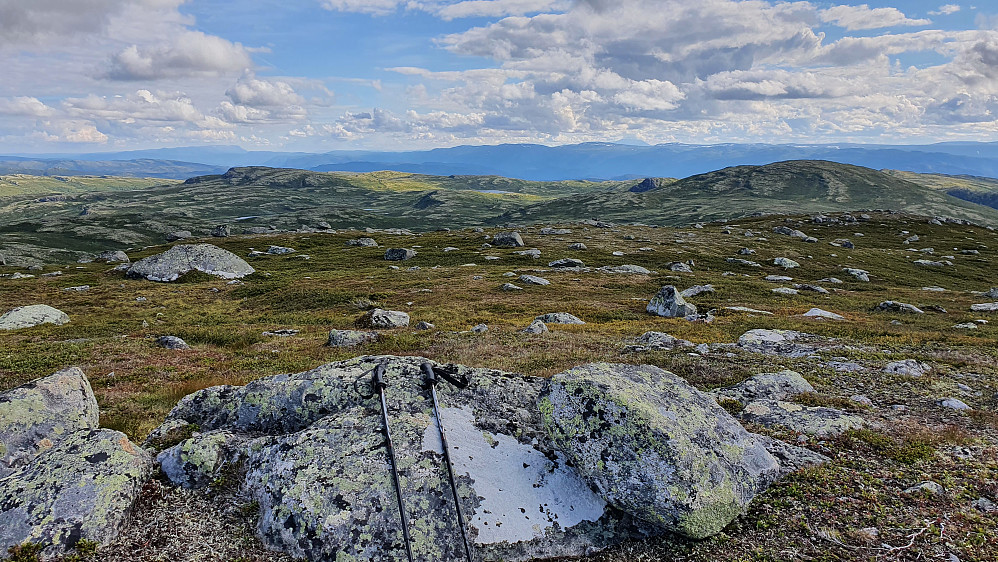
[319,0,570,18]
[33,120,109,143]
[105,31,253,80]
[819,4,931,31]
[929,4,961,16]
[0,97,56,117]
[319,0,408,15]
[0,0,179,47]
[61,89,229,130]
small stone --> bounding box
[773,257,800,269]
[414,321,435,330]
[501,283,522,291]
[156,336,190,350]
[549,258,584,268]
[356,309,410,329]
[738,248,756,255]
[535,312,585,325]
[347,238,378,247]
[876,301,924,314]
[522,320,548,334]
[803,308,844,320]
[166,230,192,242]
[267,245,295,255]
[384,248,417,261]
[471,323,489,333]
[850,395,874,407]
[568,243,587,250]
[939,397,971,411]
[765,275,794,282]
[884,359,931,377]
[518,274,550,286]
[327,329,378,347]
[904,481,944,496]
[492,232,525,248]
[772,287,799,295]
[647,286,697,318]
[680,284,714,298]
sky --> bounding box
[0,0,996,153]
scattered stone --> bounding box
[714,371,815,405]
[923,286,947,292]
[765,275,793,282]
[954,323,978,330]
[803,308,844,320]
[356,308,410,329]
[875,301,924,314]
[602,265,651,274]
[471,323,489,333]
[726,258,761,267]
[793,284,829,294]
[826,361,865,373]
[127,244,255,282]
[501,283,523,291]
[327,329,379,347]
[647,286,697,318]
[347,237,378,247]
[96,250,130,263]
[819,277,844,284]
[773,257,800,269]
[739,400,864,438]
[680,284,714,298]
[166,230,192,242]
[492,232,525,248]
[904,481,944,496]
[569,243,587,250]
[156,335,190,350]
[631,331,694,350]
[384,248,417,261]
[772,288,799,295]
[518,274,550,286]
[263,329,299,337]
[539,228,571,235]
[549,258,584,268]
[0,304,70,330]
[515,249,541,258]
[540,363,781,539]
[611,251,624,256]
[830,239,854,249]
[267,245,295,255]
[843,268,870,282]
[63,285,90,292]
[737,329,814,357]
[914,259,948,267]
[972,497,997,513]
[535,312,585,325]
[41,271,63,277]
[738,248,756,255]
[724,306,774,315]
[773,226,817,242]
[668,262,693,273]
[522,320,549,334]
[939,397,971,411]
[212,225,231,237]
[970,303,998,312]
[850,395,874,407]
[884,359,931,377]
[414,321,435,330]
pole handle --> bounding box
[422,362,470,389]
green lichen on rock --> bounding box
[739,400,865,438]
[538,363,781,539]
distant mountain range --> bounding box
[4,141,998,181]
[3,160,997,265]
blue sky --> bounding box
[0,0,996,152]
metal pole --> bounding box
[422,362,474,562]
[373,365,415,562]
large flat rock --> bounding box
[127,244,254,282]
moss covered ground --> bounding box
[2,211,997,561]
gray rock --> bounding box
[414,321,435,330]
[0,429,152,555]
[772,287,799,295]
[384,248,417,261]
[212,225,231,237]
[752,434,829,477]
[568,243,587,250]
[347,237,379,247]
[737,329,815,358]
[535,312,585,325]
[773,257,800,269]
[850,395,874,407]
[884,359,931,377]
[267,245,295,255]
[262,329,299,337]
[522,320,549,334]
[63,285,90,292]
[166,230,192,242]
[549,258,584,268]
[914,259,948,267]
[738,248,756,255]
[0,305,70,331]
[970,302,998,312]
[647,286,697,318]
[765,275,793,282]
[954,322,978,330]
[0,368,99,478]
[794,284,829,294]
[515,249,541,258]
[127,244,255,282]
[153,356,651,561]
[714,371,815,405]
[601,265,651,274]
[668,262,693,273]
[471,323,489,333]
[773,226,817,242]
[831,239,854,249]
[726,258,761,267]
[803,308,844,320]
[356,308,410,329]
[972,497,997,513]
[96,250,130,263]
[724,306,774,316]
[156,335,190,350]
[843,268,870,282]
[157,430,249,489]
[518,274,550,286]
[539,228,571,235]
[327,329,379,347]
[875,301,924,314]
[986,288,998,299]
[492,232,525,248]
[904,481,944,496]
[501,283,523,291]
[739,400,864,438]
[939,397,971,411]
[680,285,714,298]
[631,332,694,350]
[540,363,781,539]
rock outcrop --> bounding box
[0,369,152,555]
[0,305,70,331]
[647,286,697,318]
[356,309,410,329]
[127,244,254,282]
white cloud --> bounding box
[0,97,56,117]
[105,31,253,80]
[225,76,305,107]
[929,4,961,16]
[61,89,229,130]
[319,0,406,15]
[819,4,931,31]
[34,120,109,144]
[319,0,570,19]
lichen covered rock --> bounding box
[647,285,697,318]
[0,304,70,331]
[714,371,815,405]
[127,244,254,282]
[739,400,864,437]
[327,328,379,347]
[538,363,781,539]
[356,308,410,329]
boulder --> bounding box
[569,243,587,250]
[630,332,694,351]
[166,230,192,242]
[156,335,190,350]
[384,248,416,261]
[0,368,99,478]
[501,283,523,291]
[803,308,844,320]
[939,397,971,411]
[539,363,781,539]
[680,284,714,298]
[739,400,864,438]
[212,225,231,237]
[267,246,295,255]
[492,232,525,248]
[0,305,70,331]
[647,286,697,318]
[875,301,924,314]
[356,309,410,329]
[773,257,800,269]
[714,371,815,405]
[515,249,541,258]
[668,262,693,273]
[347,238,379,247]
[522,320,548,334]
[971,303,998,312]
[151,356,646,561]
[518,274,550,286]
[127,244,254,282]
[534,312,585,325]
[539,228,571,235]
[96,250,129,264]
[549,258,584,268]
[602,265,651,275]
[736,329,817,358]
[884,359,931,377]
[843,268,870,282]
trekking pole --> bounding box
[421,362,474,562]
[355,364,415,562]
